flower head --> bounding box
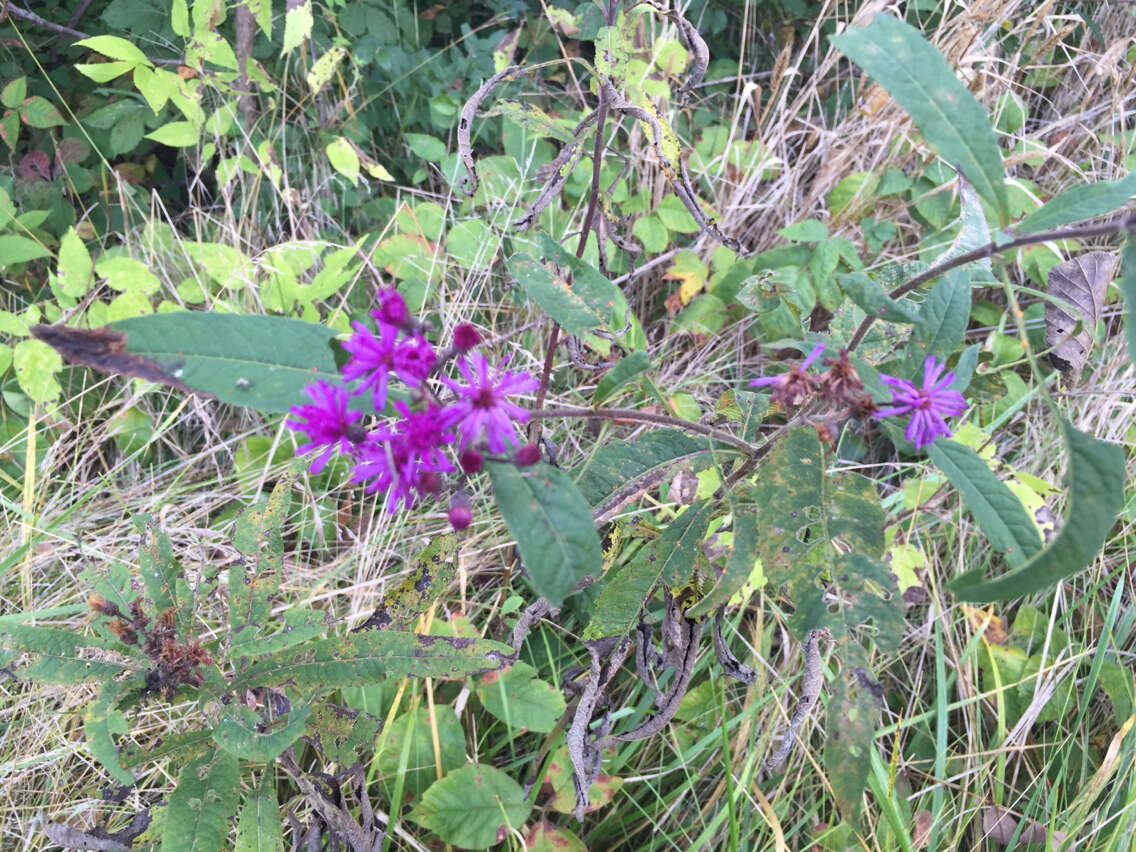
[439,353,538,453]
[453,323,481,352]
[351,402,455,511]
[341,321,436,410]
[875,356,967,449]
[750,342,825,407]
[372,288,410,328]
[286,380,366,473]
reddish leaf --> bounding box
[19,150,51,181]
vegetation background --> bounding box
[0,0,1134,849]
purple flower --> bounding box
[351,402,455,511]
[875,356,967,449]
[750,342,825,407]
[286,380,366,474]
[341,322,436,409]
[439,353,538,453]
[372,288,410,328]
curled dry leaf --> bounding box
[983,804,1067,845]
[1045,250,1116,381]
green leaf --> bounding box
[146,120,199,147]
[833,14,1008,225]
[160,747,240,852]
[171,0,189,36]
[282,0,313,53]
[778,219,828,242]
[1,77,26,110]
[0,625,132,683]
[21,96,66,128]
[111,312,339,413]
[755,428,901,647]
[584,500,714,639]
[325,136,360,185]
[837,272,921,323]
[824,645,880,824]
[903,268,970,374]
[447,219,496,269]
[214,702,310,761]
[235,774,284,852]
[411,765,533,849]
[632,214,668,254]
[75,35,150,64]
[593,350,650,406]
[96,255,161,295]
[365,534,457,630]
[376,706,466,799]
[1122,241,1136,365]
[483,100,573,143]
[56,227,93,298]
[507,233,624,336]
[245,0,273,37]
[231,472,292,645]
[1017,172,1136,234]
[120,729,213,770]
[927,439,1043,568]
[0,235,50,267]
[181,241,249,287]
[75,61,137,83]
[487,461,602,607]
[656,195,699,234]
[574,429,725,515]
[136,514,191,630]
[84,678,134,785]
[13,338,62,403]
[950,420,1125,601]
[686,511,758,618]
[476,662,566,733]
[232,631,513,690]
[406,133,447,162]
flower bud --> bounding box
[514,443,541,466]
[448,492,473,531]
[459,449,484,474]
[372,288,410,328]
[453,323,481,351]
[417,471,443,494]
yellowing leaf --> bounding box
[325,137,359,185]
[663,250,708,306]
[306,46,346,95]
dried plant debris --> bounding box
[1044,251,1116,380]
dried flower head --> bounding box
[750,342,825,407]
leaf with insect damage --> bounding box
[1045,251,1115,381]
[357,535,457,630]
[160,747,240,852]
[230,470,295,648]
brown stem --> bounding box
[848,212,1136,351]
[530,406,758,455]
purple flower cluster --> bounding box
[286,289,538,525]
[749,344,967,450]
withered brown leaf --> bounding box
[30,324,197,395]
[1045,251,1116,381]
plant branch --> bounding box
[4,4,183,65]
[530,406,758,455]
[847,212,1136,351]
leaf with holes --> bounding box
[1045,251,1115,380]
[230,472,293,647]
[213,702,311,762]
[487,461,602,607]
[161,748,240,852]
[235,774,284,852]
[584,500,714,639]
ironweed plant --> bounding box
[5,2,1135,849]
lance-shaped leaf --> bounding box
[950,419,1125,602]
[584,500,714,639]
[833,13,1009,225]
[593,350,650,406]
[1123,241,1136,365]
[1016,171,1136,234]
[506,232,626,336]
[838,271,922,324]
[1045,251,1115,380]
[214,702,311,762]
[487,461,603,607]
[121,729,213,770]
[135,514,193,637]
[160,747,240,852]
[574,429,734,522]
[232,631,514,690]
[824,644,884,824]
[0,625,136,683]
[230,471,294,647]
[235,773,284,852]
[33,314,339,412]
[359,534,457,630]
[686,511,759,618]
[903,267,970,376]
[84,677,135,785]
[927,439,1043,568]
